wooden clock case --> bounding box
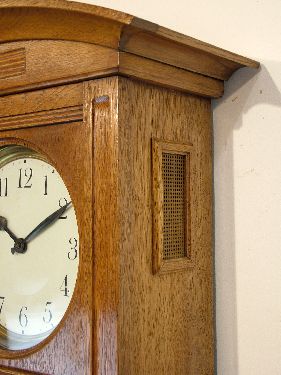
[0,1,259,374]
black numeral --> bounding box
[19,306,28,328]
[0,178,8,197]
[60,275,70,297]
[59,198,68,219]
[44,176,48,196]
[18,168,33,188]
[68,238,78,260]
[43,302,53,324]
[0,297,5,314]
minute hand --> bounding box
[25,202,72,243]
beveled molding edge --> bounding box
[0,105,83,131]
[0,48,26,80]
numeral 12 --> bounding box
[18,168,33,188]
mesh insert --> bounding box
[162,152,187,260]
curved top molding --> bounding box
[0,0,259,82]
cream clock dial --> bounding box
[0,145,79,351]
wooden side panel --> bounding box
[86,78,119,375]
[0,83,93,375]
[118,78,214,374]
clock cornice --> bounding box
[0,0,259,98]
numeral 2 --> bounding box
[59,198,68,219]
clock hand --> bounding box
[24,201,72,244]
[0,217,25,255]
[0,216,19,243]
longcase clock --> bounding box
[0,1,259,374]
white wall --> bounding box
[74,0,281,373]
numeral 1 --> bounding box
[44,176,48,196]
[60,275,70,297]
[0,297,5,314]
[0,178,8,197]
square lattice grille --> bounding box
[162,152,187,260]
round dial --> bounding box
[0,145,79,351]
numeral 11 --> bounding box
[0,178,8,197]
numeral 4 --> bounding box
[60,275,70,297]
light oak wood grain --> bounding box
[0,0,133,24]
[119,52,224,98]
[0,365,44,374]
[0,2,129,48]
[118,78,214,374]
[0,48,25,80]
[0,42,224,98]
[0,41,118,97]
[121,18,259,80]
[0,0,259,83]
[0,83,84,117]
[0,105,83,131]
[86,78,120,375]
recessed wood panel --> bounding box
[152,140,193,274]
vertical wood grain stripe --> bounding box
[0,48,26,79]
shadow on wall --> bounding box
[212,62,281,375]
[213,63,281,127]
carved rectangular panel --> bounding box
[0,105,83,131]
[0,48,26,80]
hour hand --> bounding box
[0,216,19,243]
[24,201,72,243]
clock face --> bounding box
[0,145,79,351]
